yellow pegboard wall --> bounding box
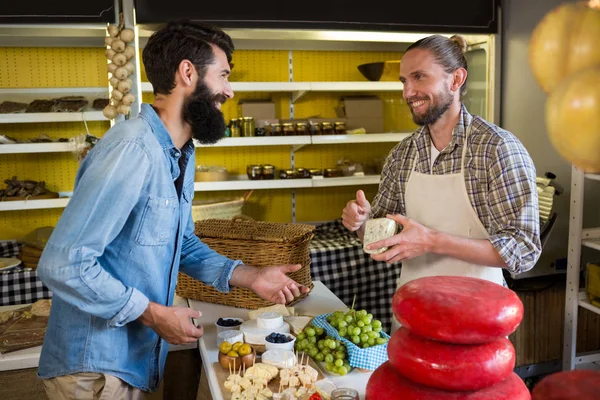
[295,185,380,223]
[0,48,108,87]
[0,153,79,192]
[0,121,109,141]
[195,145,293,176]
[0,209,63,241]
[192,189,292,222]
[292,50,403,82]
[295,142,396,171]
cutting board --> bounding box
[0,305,48,353]
[214,354,325,400]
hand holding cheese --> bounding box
[342,190,371,233]
[368,214,433,264]
[230,264,310,305]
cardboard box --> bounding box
[337,96,384,133]
[240,101,276,120]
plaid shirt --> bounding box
[371,105,541,274]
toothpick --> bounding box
[279,381,282,394]
[229,360,232,376]
[243,362,245,376]
[233,358,236,374]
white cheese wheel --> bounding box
[240,319,290,345]
[257,312,284,330]
[363,218,398,254]
[261,349,297,369]
[217,330,244,346]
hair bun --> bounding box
[450,35,468,53]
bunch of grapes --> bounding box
[326,309,387,349]
[294,324,352,376]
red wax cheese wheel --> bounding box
[392,276,524,344]
[532,370,600,399]
[366,362,530,400]
[387,327,515,391]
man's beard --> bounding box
[182,82,227,145]
[408,88,453,126]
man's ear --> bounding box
[177,59,196,88]
[451,68,468,92]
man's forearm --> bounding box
[228,264,258,289]
[430,230,507,268]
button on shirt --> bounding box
[37,104,242,390]
[371,105,541,274]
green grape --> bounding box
[367,331,378,339]
[351,335,360,344]
[345,315,354,323]
[297,332,306,341]
[352,327,361,336]
[305,327,316,337]
[329,341,337,350]
[367,338,376,346]
[366,313,373,320]
[334,359,344,367]
[338,327,348,337]
[338,320,348,328]
[325,354,334,363]
[317,341,325,350]
[309,336,317,344]
[301,339,310,347]
[360,334,369,342]
[362,325,373,333]
[309,347,319,357]
[362,343,370,349]
[315,327,324,336]
[376,337,387,345]
[357,310,367,317]
[357,320,365,328]
[335,351,345,360]
[325,362,334,371]
[373,326,382,333]
[372,320,382,329]
[315,352,324,362]
[348,324,356,334]
[338,366,348,375]
[322,347,331,355]
[362,316,373,325]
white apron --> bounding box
[390,124,504,333]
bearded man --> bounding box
[37,21,308,399]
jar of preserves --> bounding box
[308,168,323,177]
[309,122,322,136]
[261,164,275,179]
[295,122,309,136]
[269,123,282,136]
[230,118,241,137]
[324,168,342,178]
[282,122,296,136]
[334,121,347,135]
[296,168,310,179]
[279,169,298,179]
[331,388,359,400]
[242,117,255,137]
[246,165,262,180]
[321,121,334,135]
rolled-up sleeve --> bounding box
[179,215,242,293]
[487,139,541,274]
[37,140,151,327]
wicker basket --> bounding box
[191,197,245,221]
[176,216,315,309]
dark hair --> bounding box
[142,20,234,95]
[405,34,468,96]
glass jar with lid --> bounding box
[282,122,296,136]
[295,122,309,136]
[331,388,359,400]
[321,121,334,135]
[269,123,283,136]
[261,164,275,180]
[309,122,322,136]
[230,118,241,137]
[246,165,262,180]
[334,121,347,135]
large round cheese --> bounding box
[532,370,600,400]
[257,312,284,330]
[392,276,524,344]
[217,330,244,346]
[388,327,515,391]
[240,319,290,345]
[366,362,530,400]
[261,349,297,369]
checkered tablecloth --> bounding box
[0,240,52,306]
[309,220,400,334]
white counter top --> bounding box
[189,281,372,400]
[0,296,195,372]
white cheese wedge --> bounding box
[261,349,297,369]
[257,312,284,330]
[217,329,244,346]
[248,304,291,319]
[240,319,290,345]
[283,316,312,335]
[363,217,398,254]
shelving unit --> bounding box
[0,111,105,124]
[563,166,600,370]
[0,142,73,154]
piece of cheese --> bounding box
[257,312,284,330]
[363,218,398,254]
[283,316,312,335]
[261,349,297,369]
[248,304,291,320]
[217,330,244,346]
[240,319,290,345]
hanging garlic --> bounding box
[117,104,131,115]
[124,62,135,75]
[112,53,127,67]
[117,79,132,93]
[107,62,118,74]
[121,93,135,106]
[107,24,120,38]
[111,89,124,102]
[123,46,135,60]
[109,76,120,88]
[114,67,129,80]
[111,39,126,53]
[104,36,115,47]
[119,28,135,43]
[103,105,118,119]
[105,48,116,59]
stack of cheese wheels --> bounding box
[532,370,600,399]
[240,312,291,346]
[366,276,530,399]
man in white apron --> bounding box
[342,34,541,334]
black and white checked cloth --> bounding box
[0,240,52,306]
[309,220,400,334]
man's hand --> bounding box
[138,302,204,345]
[342,190,371,232]
[230,264,310,304]
[368,214,434,264]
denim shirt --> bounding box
[37,104,241,390]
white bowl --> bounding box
[215,317,244,334]
[264,332,296,352]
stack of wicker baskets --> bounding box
[18,245,43,269]
[176,216,315,309]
